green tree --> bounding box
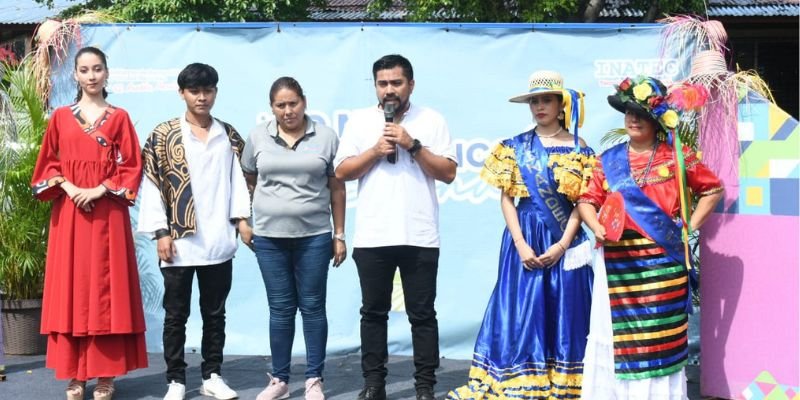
[367,0,706,23]
[56,0,325,22]
[47,0,706,23]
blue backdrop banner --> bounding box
[50,22,685,359]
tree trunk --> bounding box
[583,0,606,23]
[643,0,660,22]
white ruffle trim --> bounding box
[562,239,592,271]
[581,248,689,400]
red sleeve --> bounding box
[684,147,724,197]
[102,110,142,206]
[578,157,608,210]
[30,109,65,201]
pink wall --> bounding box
[700,213,800,398]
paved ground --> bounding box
[1,352,702,399]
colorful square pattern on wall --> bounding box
[731,95,800,216]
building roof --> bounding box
[601,0,800,18]
[310,0,800,21]
[0,0,85,24]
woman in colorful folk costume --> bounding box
[31,46,147,400]
[448,71,595,399]
[577,76,723,399]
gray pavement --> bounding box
[0,353,702,399]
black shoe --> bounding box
[357,385,386,400]
[416,386,435,400]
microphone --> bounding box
[384,103,397,164]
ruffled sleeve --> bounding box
[31,108,66,201]
[577,156,608,210]
[101,110,142,206]
[684,147,724,197]
[480,142,529,197]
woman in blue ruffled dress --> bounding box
[448,70,594,399]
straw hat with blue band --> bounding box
[508,70,586,150]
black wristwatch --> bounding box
[408,138,422,157]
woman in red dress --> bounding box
[31,46,147,400]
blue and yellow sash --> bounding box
[511,131,573,241]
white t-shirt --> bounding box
[137,117,251,267]
[334,103,456,248]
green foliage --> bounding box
[367,0,706,22]
[0,58,51,300]
[50,0,707,22]
[59,0,326,22]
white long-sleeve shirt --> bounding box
[137,116,250,267]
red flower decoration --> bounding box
[648,95,664,108]
[619,78,633,91]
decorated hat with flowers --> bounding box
[607,76,678,133]
[608,76,710,138]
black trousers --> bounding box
[353,246,440,389]
[161,260,233,384]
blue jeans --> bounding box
[253,233,332,382]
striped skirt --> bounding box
[604,230,689,380]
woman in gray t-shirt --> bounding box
[239,77,346,400]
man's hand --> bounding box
[371,133,397,158]
[332,239,346,267]
[383,123,414,150]
[157,236,177,262]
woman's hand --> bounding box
[238,219,254,251]
[332,239,347,267]
[515,241,544,270]
[591,224,607,243]
[538,242,567,267]
[72,185,107,208]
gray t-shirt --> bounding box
[241,117,339,238]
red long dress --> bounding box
[31,104,148,380]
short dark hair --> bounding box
[269,77,306,105]
[372,54,413,81]
[74,46,108,101]
[177,63,218,90]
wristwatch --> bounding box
[408,138,422,157]
[334,233,346,242]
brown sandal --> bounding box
[93,377,115,400]
[66,379,86,400]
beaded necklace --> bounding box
[630,139,658,186]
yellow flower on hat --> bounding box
[661,109,679,129]
[633,83,653,101]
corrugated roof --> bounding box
[600,0,799,18]
[311,0,800,21]
[0,0,85,24]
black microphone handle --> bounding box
[385,115,397,163]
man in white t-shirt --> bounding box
[334,54,457,400]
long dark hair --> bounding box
[74,46,109,101]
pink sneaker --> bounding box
[304,377,325,400]
[256,374,289,400]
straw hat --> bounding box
[508,70,567,103]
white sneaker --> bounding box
[163,381,185,400]
[200,373,238,399]
[256,374,289,400]
[304,377,325,400]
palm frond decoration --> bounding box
[598,128,629,151]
